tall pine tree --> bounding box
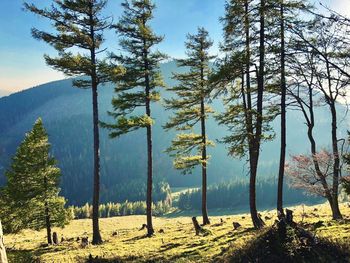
[25,0,121,244]
[267,0,311,216]
[164,28,215,225]
[212,0,276,229]
[0,119,68,245]
[102,0,167,236]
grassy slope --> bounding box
[4,203,350,263]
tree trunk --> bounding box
[249,152,265,229]
[248,0,265,230]
[0,221,8,263]
[200,48,210,226]
[144,40,154,237]
[146,122,154,236]
[89,2,102,245]
[329,102,342,220]
[277,1,286,217]
[304,85,341,220]
[45,201,52,245]
[200,100,210,225]
[91,83,102,244]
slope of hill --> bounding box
[0,61,349,205]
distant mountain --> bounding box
[0,61,349,205]
[0,90,10,98]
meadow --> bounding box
[4,202,350,262]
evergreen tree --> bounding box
[0,119,68,244]
[164,28,215,225]
[267,0,311,217]
[212,0,276,229]
[24,0,122,244]
[102,0,167,236]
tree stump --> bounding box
[0,221,8,263]
[81,237,89,248]
[192,217,203,235]
[233,222,241,230]
[286,209,293,225]
[52,232,58,245]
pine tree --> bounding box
[0,119,68,244]
[164,28,215,225]
[212,0,277,229]
[102,0,167,237]
[267,0,311,217]
[24,0,122,244]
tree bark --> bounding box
[89,2,102,245]
[248,0,266,230]
[200,99,210,225]
[144,34,154,237]
[45,201,52,245]
[277,1,286,217]
[0,221,8,263]
[91,82,102,244]
[146,119,154,236]
[249,152,265,229]
[200,45,210,226]
[329,101,343,219]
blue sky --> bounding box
[0,0,348,95]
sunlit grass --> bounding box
[4,202,350,262]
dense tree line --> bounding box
[70,200,171,219]
[177,180,322,211]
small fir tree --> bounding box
[0,119,68,244]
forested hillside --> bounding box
[0,61,348,205]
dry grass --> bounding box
[4,202,350,262]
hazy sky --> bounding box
[0,0,349,95]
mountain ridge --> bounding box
[0,61,348,205]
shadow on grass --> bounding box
[122,234,148,243]
[216,225,350,263]
[7,249,38,263]
[159,242,182,252]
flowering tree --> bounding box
[286,150,336,199]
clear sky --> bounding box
[0,0,349,96]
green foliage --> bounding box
[164,28,215,174]
[24,0,123,88]
[102,0,167,137]
[0,119,69,233]
[213,0,277,159]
